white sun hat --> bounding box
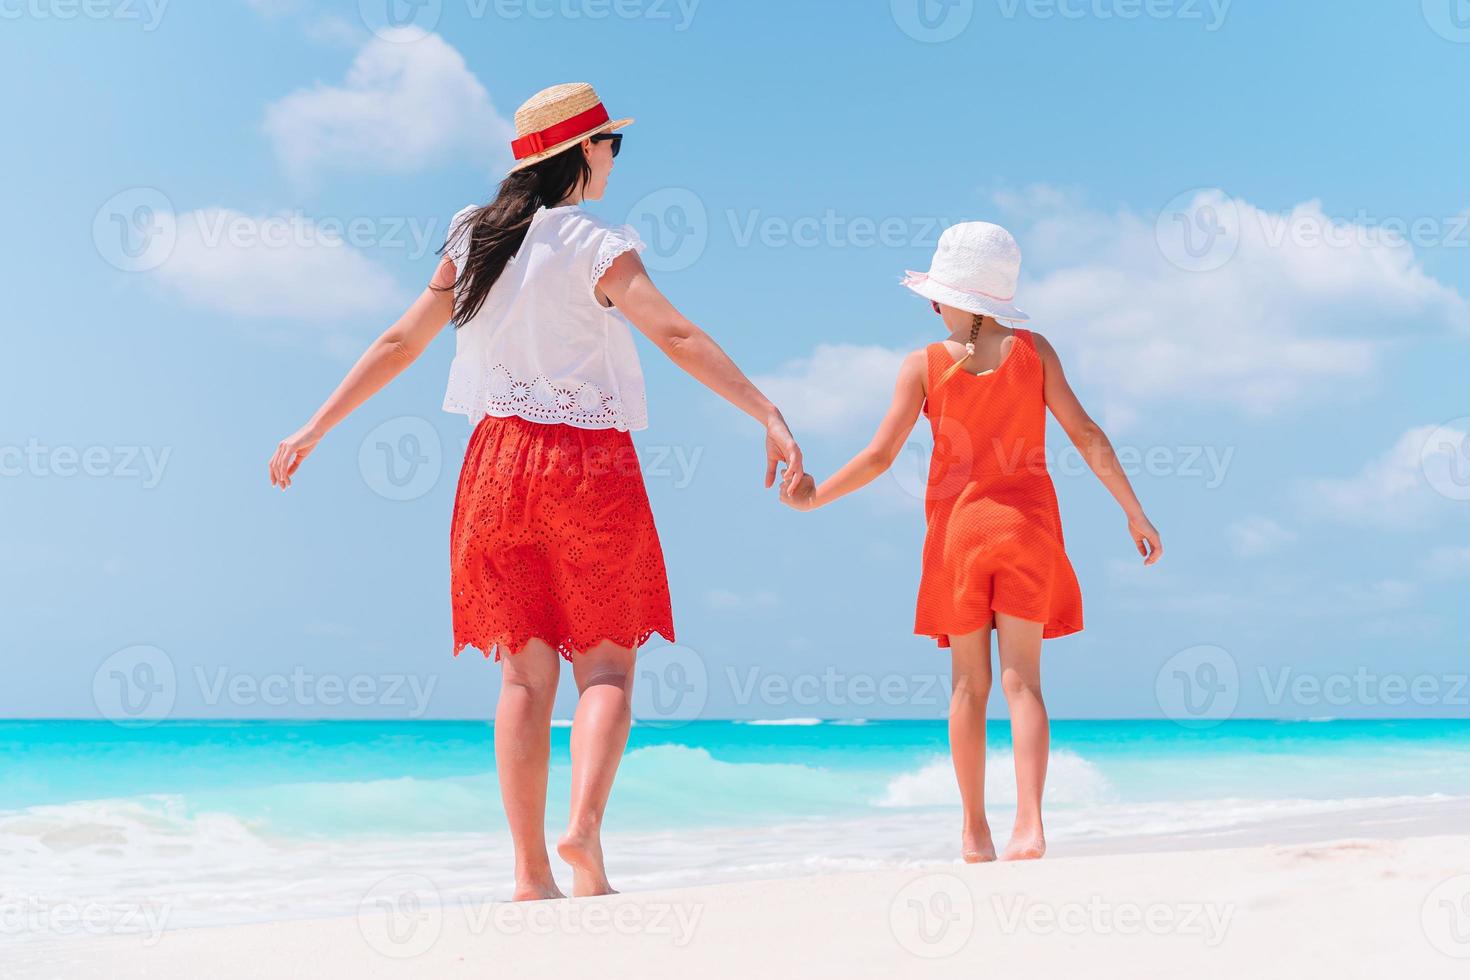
[900,221,1029,322]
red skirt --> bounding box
[450,413,675,661]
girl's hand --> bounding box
[780,473,817,512]
[1129,512,1163,565]
[270,424,323,491]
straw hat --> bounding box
[507,82,634,174]
[900,222,1030,322]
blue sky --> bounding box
[3,0,1468,721]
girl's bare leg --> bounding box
[995,611,1049,861]
[495,639,565,900]
[948,626,996,862]
[558,640,638,897]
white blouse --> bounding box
[441,204,649,432]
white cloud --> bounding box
[263,31,512,184]
[152,208,407,321]
[751,343,909,436]
[1299,424,1462,527]
[1226,516,1296,557]
[992,186,1470,426]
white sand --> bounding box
[14,833,1470,979]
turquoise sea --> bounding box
[5,719,1469,942]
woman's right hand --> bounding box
[764,413,804,493]
[270,424,323,491]
[1128,511,1163,565]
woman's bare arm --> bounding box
[1032,332,1162,564]
[598,250,803,491]
[783,349,928,510]
[268,258,457,490]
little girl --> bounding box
[782,222,1162,862]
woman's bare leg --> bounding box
[558,640,637,897]
[495,639,565,900]
[948,626,996,862]
[995,611,1049,861]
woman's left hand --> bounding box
[764,413,804,493]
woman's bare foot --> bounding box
[961,819,997,863]
[557,826,617,897]
[1000,830,1046,861]
[511,878,566,902]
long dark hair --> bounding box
[438,145,592,326]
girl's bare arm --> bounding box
[785,349,928,510]
[1032,332,1162,564]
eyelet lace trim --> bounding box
[591,229,645,293]
[445,362,645,431]
[453,626,674,663]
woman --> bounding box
[268,82,805,899]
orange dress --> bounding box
[914,329,1083,645]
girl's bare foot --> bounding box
[1001,830,1046,861]
[961,819,997,863]
[557,826,617,897]
[511,878,566,902]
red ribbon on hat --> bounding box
[510,103,611,160]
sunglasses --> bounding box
[590,133,623,158]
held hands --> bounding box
[780,473,817,512]
[1129,512,1163,565]
[269,424,322,491]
